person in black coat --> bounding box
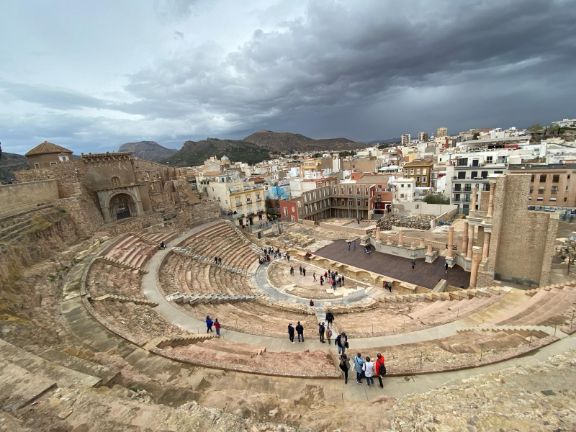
[296,321,304,342]
[288,323,295,343]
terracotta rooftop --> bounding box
[25,141,73,157]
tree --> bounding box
[528,123,543,133]
[339,150,356,158]
[423,194,450,205]
[559,239,576,274]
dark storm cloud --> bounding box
[120,0,576,139]
[3,0,575,154]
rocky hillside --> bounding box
[118,141,177,162]
[243,130,363,153]
[163,138,270,167]
[0,152,27,182]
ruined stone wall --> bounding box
[0,208,79,286]
[0,180,59,216]
[15,162,83,199]
[489,174,558,287]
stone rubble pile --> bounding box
[376,213,435,231]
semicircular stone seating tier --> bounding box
[81,220,576,378]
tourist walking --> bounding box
[299,266,303,275]
[296,321,304,342]
[206,315,213,333]
[411,260,415,270]
[214,318,221,336]
[325,311,334,327]
[313,272,316,281]
[319,322,325,343]
[335,333,346,355]
[290,266,294,276]
[375,352,386,388]
[353,353,365,384]
[445,262,449,273]
[320,276,324,286]
[288,323,295,343]
[302,267,306,277]
[339,353,350,384]
[363,356,375,386]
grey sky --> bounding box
[1,0,575,154]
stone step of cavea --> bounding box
[97,256,147,274]
[91,293,158,306]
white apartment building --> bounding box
[389,177,416,203]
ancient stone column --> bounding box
[419,238,426,248]
[427,242,433,255]
[469,246,482,288]
[397,231,403,247]
[466,224,474,260]
[460,220,469,253]
[447,226,454,259]
[482,231,491,261]
[470,185,478,212]
[487,181,496,218]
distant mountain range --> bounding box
[163,138,270,167]
[243,130,362,153]
[118,141,177,162]
[0,152,27,181]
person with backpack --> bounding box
[339,353,350,384]
[362,356,375,386]
[296,321,304,342]
[335,332,348,355]
[353,353,365,384]
[326,326,333,345]
[288,323,295,343]
[375,352,386,388]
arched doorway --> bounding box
[109,193,136,221]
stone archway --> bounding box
[109,193,136,221]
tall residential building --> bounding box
[401,133,411,146]
[418,132,429,142]
[436,127,448,138]
[508,164,576,207]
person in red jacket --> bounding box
[374,352,386,388]
[214,318,221,336]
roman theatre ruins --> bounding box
[1,146,576,430]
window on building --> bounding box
[550,197,557,201]
[34,163,40,169]
[422,176,427,183]
[111,176,120,187]
[553,175,560,183]
[481,171,488,178]
[407,184,411,188]
[486,156,493,164]
[531,175,535,182]
[464,184,471,192]
[551,185,559,194]
[50,162,57,166]
[485,183,490,191]
[454,194,460,201]
[538,187,545,194]
[457,172,466,179]
[537,197,544,201]
[400,194,404,199]
[494,171,503,174]
[540,174,547,183]
[472,160,479,167]
[529,187,533,194]
[471,171,478,179]
[457,158,468,166]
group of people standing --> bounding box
[320,269,344,289]
[340,352,386,387]
[287,322,305,342]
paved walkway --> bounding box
[315,239,470,288]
